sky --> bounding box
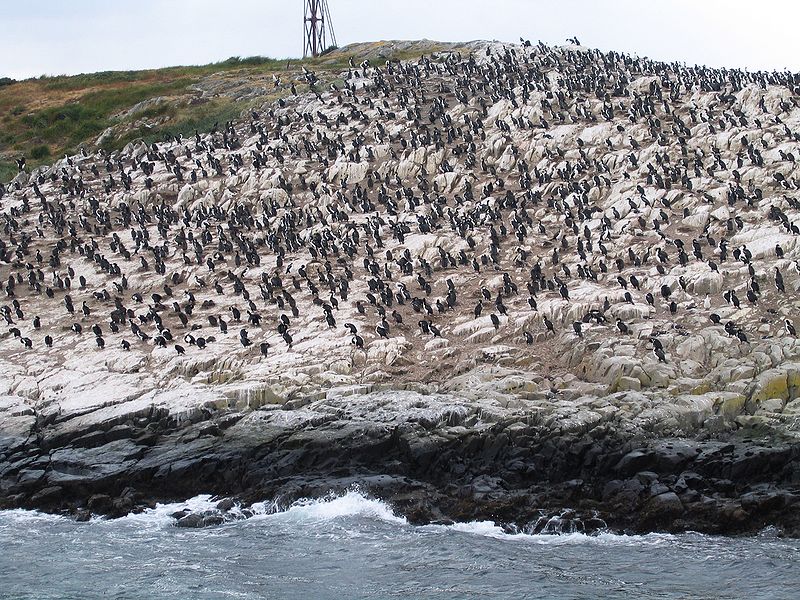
[1,0,798,79]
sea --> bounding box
[0,491,798,599]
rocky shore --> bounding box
[2,383,799,536]
[2,39,800,534]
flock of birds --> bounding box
[1,39,799,382]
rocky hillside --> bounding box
[2,39,800,534]
[0,41,451,182]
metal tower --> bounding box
[303,0,336,58]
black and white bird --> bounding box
[572,321,583,338]
[616,319,629,335]
[786,319,797,337]
[651,339,667,363]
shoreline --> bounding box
[3,387,799,536]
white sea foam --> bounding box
[92,489,407,528]
[425,519,677,546]
[0,492,678,547]
[0,508,68,525]
[253,490,408,525]
[110,493,222,527]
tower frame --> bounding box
[303,0,336,58]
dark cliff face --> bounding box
[2,39,800,533]
[3,394,799,536]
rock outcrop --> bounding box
[1,39,800,534]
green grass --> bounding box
[40,56,287,92]
[0,45,445,183]
[0,161,16,183]
[160,99,245,138]
[0,79,197,175]
[18,79,193,147]
[29,145,50,160]
[101,97,248,151]
[41,70,157,91]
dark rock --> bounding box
[216,498,235,512]
[641,491,684,527]
[649,483,670,497]
[2,401,800,537]
[29,486,63,505]
[87,494,113,512]
[615,450,654,476]
[176,513,205,528]
[740,490,786,512]
[202,515,225,527]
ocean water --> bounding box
[1,491,798,599]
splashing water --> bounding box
[1,492,798,599]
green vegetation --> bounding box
[29,145,50,160]
[0,55,304,181]
[0,161,16,183]
[0,43,445,183]
[103,98,249,151]
[13,79,192,152]
[39,56,285,92]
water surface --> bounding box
[1,492,798,599]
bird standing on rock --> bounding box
[786,320,797,337]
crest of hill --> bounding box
[0,40,460,183]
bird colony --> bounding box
[2,40,800,441]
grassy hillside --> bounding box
[0,57,297,181]
[0,42,449,182]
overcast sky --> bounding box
[2,0,797,79]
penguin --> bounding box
[653,346,666,363]
[543,316,555,334]
[572,321,583,338]
[786,320,797,337]
[775,267,785,293]
[651,339,667,363]
[616,319,629,335]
